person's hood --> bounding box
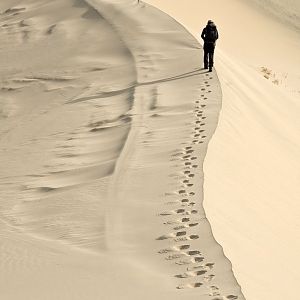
[206,22,216,29]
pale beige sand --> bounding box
[146,1,300,300]
[0,0,244,299]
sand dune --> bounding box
[0,0,245,299]
[1,0,299,299]
[145,1,300,300]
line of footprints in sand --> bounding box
[156,74,238,300]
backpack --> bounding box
[205,26,217,42]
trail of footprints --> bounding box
[156,74,238,300]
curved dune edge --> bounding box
[84,0,246,298]
[0,0,245,299]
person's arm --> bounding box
[201,28,206,40]
[216,29,219,40]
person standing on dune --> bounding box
[201,20,219,72]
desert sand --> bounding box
[146,1,300,300]
[0,0,299,300]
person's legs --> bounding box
[203,43,209,69]
[208,44,215,71]
[208,51,213,71]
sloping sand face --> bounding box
[145,1,300,300]
[0,1,244,299]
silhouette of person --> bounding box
[201,20,219,72]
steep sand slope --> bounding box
[0,0,244,299]
[145,1,300,300]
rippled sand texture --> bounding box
[0,1,244,299]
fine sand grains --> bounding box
[0,1,246,299]
[154,73,241,300]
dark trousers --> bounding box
[204,42,215,68]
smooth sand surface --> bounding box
[146,1,300,300]
[0,1,244,299]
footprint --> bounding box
[174,234,199,242]
[184,170,191,174]
[176,231,187,237]
[176,282,203,289]
[187,262,214,272]
[158,248,173,254]
[173,222,198,230]
[157,234,174,240]
[183,210,197,215]
[185,146,192,150]
[165,254,184,260]
[188,222,199,227]
[159,244,191,253]
[174,225,186,230]
[186,149,194,154]
[227,296,238,300]
[210,292,221,297]
[163,219,182,225]
[205,263,215,269]
[194,256,205,262]
[203,274,215,282]
[175,270,207,278]
[188,174,195,178]
[187,250,201,256]
[158,209,185,216]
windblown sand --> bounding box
[0,0,244,299]
[146,1,300,300]
[1,0,299,300]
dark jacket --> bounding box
[201,23,219,44]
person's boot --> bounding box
[209,67,212,72]
[204,65,208,69]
